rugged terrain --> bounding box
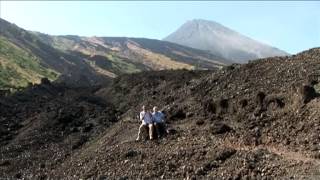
[0,18,228,90]
[0,48,320,179]
[164,19,289,63]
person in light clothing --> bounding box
[152,106,167,138]
[136,105,154,141]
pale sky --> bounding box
[1,1,319,54]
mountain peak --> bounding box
[188,19,222,26]
[164,19,289,63]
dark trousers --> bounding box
[154,122,167,138]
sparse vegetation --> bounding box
[106,53,141,74]
[0,36,59,89]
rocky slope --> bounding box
[0,18,228,90]
[0,48,320,179]
[164,19,289,63]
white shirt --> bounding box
[140,111,153,125]
[152,111,165,123]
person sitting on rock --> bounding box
[136,105,154,141]
[152,106,167,138]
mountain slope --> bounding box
[0,36,59,89]
[0,18,110,88]
[0,48,320,179]
[0,18,228,90]
[35,34,231,70]
[164,19,289,63]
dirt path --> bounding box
[222,140,320,166]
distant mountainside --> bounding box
[0,19,109,89]
[0,18,228,90]
[35,34,231,72]
[164,19,289,63]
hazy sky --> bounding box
[1,1,319,54]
